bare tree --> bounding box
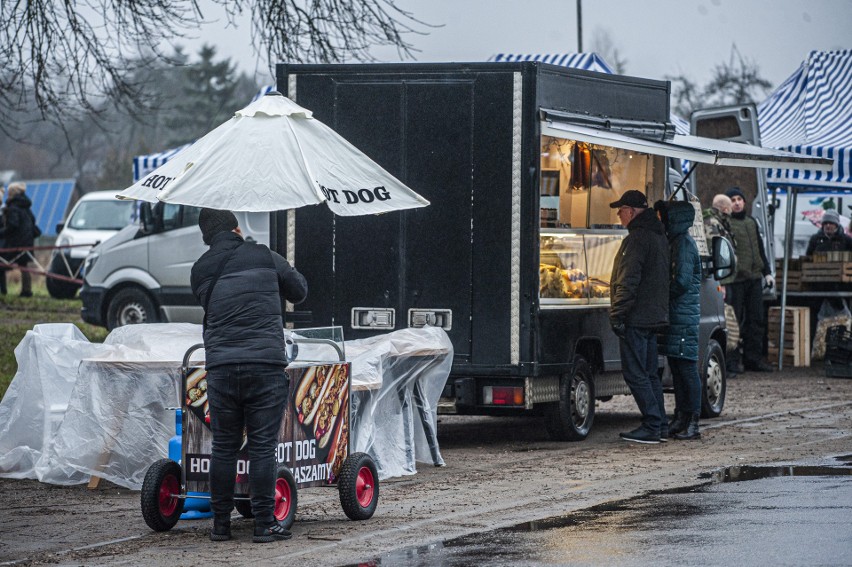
[703,45,773,108]
[589,28,627,74]
[667,44,773,118]
[0,1,429,135]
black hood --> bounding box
[6,193,33,209]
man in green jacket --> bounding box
[725,187,774,373]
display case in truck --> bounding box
[273,62,829,441]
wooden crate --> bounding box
[801,261,852,283]
[775,259,807,290]
[782,271,804,291]
[767,306,811,367]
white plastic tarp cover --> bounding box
[0,324,451,489]
[345,326,452,478]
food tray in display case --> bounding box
[539,230,625,307]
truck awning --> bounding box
[541,120,834,171]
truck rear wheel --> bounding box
[545,356,595,441]
[701,339,726,418]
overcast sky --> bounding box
[189,0,850,91]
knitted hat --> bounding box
[821,209,841,228]
[199,208,238,245]
[609,190,648,209]
[725,186,745,201]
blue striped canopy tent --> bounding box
[2,179,76,237]
[491,52,615,74]
[132,85,276,182]
[758,50,851,190]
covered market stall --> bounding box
[757,50,852,368]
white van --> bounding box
[47,191,137,299]
[79,201,268,330]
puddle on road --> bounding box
[344,455,852,567]
[703,461,852,483]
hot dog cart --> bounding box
[141,328,379,532]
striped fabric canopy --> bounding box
[491,52,615,74]
[758,50,852,190]
[132,85,276,182]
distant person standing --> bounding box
[656,200,703,440]
[609,190,670,444]
[806,209,852,256]
[0,183,39,297]
[702,194,736,247]
[725,187,774,373]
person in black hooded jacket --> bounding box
[656,200,702,440]
[190,208,307,544]
[0,183,39,297]
[609,190,670,444]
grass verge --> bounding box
[1,282,108,400]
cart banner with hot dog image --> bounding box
[182,362,351,492]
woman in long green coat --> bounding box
[656,200,702,440]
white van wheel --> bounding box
[107,288,158,330]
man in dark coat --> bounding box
[656,200,703,440]
[0,183,39,297]
[806,209,852,256]
[725,187,774,373]
[609,190,670,444]
[191,208,307,543]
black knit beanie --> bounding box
[725,186,746,201]
[199,208,238,245]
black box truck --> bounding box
[272,62,822,440]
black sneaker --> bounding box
[619,427,661,444]
[659,425,669,443]
[210,523,231,542]
[253,522,292,543]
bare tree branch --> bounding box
[0,0,431,138]
[667,44,773,118]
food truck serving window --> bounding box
[539,133,665,306]
[540,136,664,229]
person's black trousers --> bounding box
[726,277,766,367]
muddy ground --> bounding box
[1,367,850,566]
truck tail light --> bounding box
[483,386,524,406]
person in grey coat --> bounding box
[656,200,703,440]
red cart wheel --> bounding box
[141,459,184,531]
[273,466,298,529]
[338,452,379,520]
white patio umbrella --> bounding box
[117,92,430,215]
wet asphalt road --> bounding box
[355,461,852,566]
